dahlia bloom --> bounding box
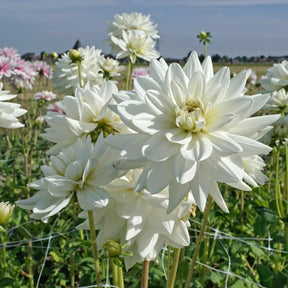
[0,82,27,128]
[98,56,125,79]
[0,56,14,79]
[12,58,36,90]
[0,47,20,59]
[259,60,288,92]
[107,12,159,40]
[106,51,279,213]
[33,60,53,79]
[265,88,288,112]
[42,81,130,155]
[132,67,150,79]
[77,169,192,270]
[34,90,57,101]
[16,135,123,223]
[46,101,65,114]
[53,46,105,95]
[111,30,160,64]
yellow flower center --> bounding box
[175,99,206,132]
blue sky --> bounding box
[1,0,288,59]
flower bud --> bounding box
[199,31,207,40]
[0,202,15,224]
[51,52,58,59]
[69,49,82,63]
[103,239,122,258]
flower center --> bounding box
[175,99,206,132]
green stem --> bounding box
[70,251,75,288]
[141,260,150,288]
[88,210,102,288]
[166,248,181,288]
[275,147,285,218]
[112,259,118,286]
[77,62,83,88]
[1,231,7,272]
[117,265,124,288]
[204,43,207,59]
[28,237,34,288]
[184,196,213,288]
[125,59,133,90]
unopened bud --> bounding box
[103,239,122,258]
[0,202,14,224]
[51,52,58,59]
[69,49,82,63]
[199,31,207,40]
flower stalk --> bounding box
[184,196,213,288]
[125,59,133,90]
[88,210,102,288]
[141,260,150,288]
[166,248,181,288]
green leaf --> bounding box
[249,244,266,257]
[254,206,279,223]
[230,279,247,288]
[49,251,64,263]
[256,264,273,287]
[254,215,267,236]
[272,271,288,288]
[0,278,14,287]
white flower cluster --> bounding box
[107,12,161,64]
[53,46,124,95]
[16,12,278,271]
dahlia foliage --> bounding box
[14,11,279,283]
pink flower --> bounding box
[33,60,53,79]
[12,58,36,90]
[132,67,150,79]
[46,101,65,114]
[0,47,20,60]
[34,90,56,101]
[0,56,14,79]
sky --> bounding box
[1,0,288,59]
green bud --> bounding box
[103,239,122,258]
[51,52,58,59]
[69,49,82,63]
[0,202,14,224]
[199,31,207,40]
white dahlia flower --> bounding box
[111,30,160,64]
[106,51,280,213]
[259,60,288,92]
[16,135,123,223]
[77,169,192,270]
[98,56,125,79]
[107,12,159,40]
[53,46,105,95]
[42,81,129,155]
[265,88,288,112]
[0,82,26,128]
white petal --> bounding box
[181,134,213,161]
[77,186,109,210]
[173,155,198,184]
[168,181,190,214]
[142,136,178,161]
